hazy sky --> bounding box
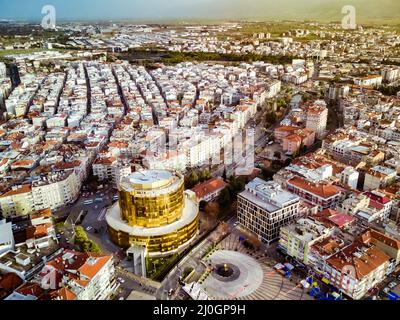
[0,0,398,22]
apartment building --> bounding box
[363,165,397,191]
[0,185,35,218]
[305,100,328,139]
[324,242,390,299]
[92,157,132,188]
[282,128,315,156]
[31,171,80,211]
[360,229,400,267]
[7,250,117,300]
[143,150,187,172]
[279,217,333,265]
[0,171,80,217]
[286,176,343,210]
[353,75,383,87]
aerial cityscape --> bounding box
[1,0,400,305]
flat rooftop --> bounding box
[120,170,179,191]
[239,178,299,212]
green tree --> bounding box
[88,241,102,253]
[222,167,227,181]
[199,200,207,210]
[185,171,199,189]
[265,112,277,125]
[218,187,232,209]
[300,141,307,155]
[200,169,212,182]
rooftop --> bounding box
[239,178,299,212]
[287,176,342,199]
[121,170,179,191]
[326,242,390,280]
[191,178,227,200]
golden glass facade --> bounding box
[119,182,184,228]
[106,170,199,256]
[107,216,198,252]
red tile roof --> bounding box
[0,184,32,197]
[191,178,227,200]
[361,229,400,250]
[288,176,341,199]
[326,242,390,280]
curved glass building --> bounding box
[106,170,199,258]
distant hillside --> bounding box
[176,0,400,23]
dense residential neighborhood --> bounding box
[0,6,400,303]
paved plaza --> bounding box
[200,234,313,300]
[201,250,264,298]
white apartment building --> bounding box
[0,62,6,78]
[279,217,333,264]
[306,100,328,139]
[92,157,132,188]
[0,170,81,217]
[353,75,383,87]
[0,220,14,255]
[0,185,35,218]
[37,250,116,300]
[180,134,221,167]
[339,166,359,189]
[363,166,397,191]
[31,171,80,211]
[237,178,300,244]
[381,67,400,83]
[143,150,187,172]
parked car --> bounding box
[388,281,397,289]
[300,280,310,289]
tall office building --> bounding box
[237,178,300,245]
[106,170,198,276]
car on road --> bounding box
[84,199,94,205]
[383,287,391,294]
[388,281,397,289]
[397,274,400,281]
[300,280,310,289]
[118,297,124,300]
[118,278,125,284]
[86,226,92,231]
[233,221,239,227]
